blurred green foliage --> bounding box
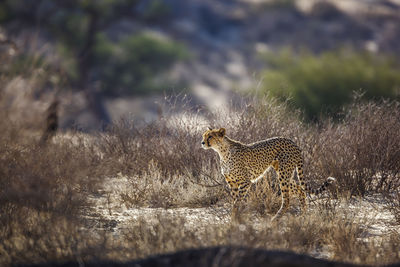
[94,33,187,96]
[3,53,45,76]
[142,0,171,22]
[260,0,296,10]
[0,0,186,96]
[260,49,400,121]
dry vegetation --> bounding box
[1,73,400,266]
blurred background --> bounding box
[1,0,400,130]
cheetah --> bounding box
[201,127,335,220]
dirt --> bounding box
[85,174,398,261]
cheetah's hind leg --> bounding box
[271,166,291,221]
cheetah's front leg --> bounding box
[224,175,240,203]
[224,174,251,217]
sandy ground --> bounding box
[84,174,398,261]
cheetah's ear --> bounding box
[208,126,212,130]
[218,128,226,137]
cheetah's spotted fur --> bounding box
[202,128,335,220]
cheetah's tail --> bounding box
[306,177,336,195]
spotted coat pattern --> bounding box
[202,128,335,220]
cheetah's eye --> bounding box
[207,136,212,140]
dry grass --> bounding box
[1,68,400,266]
[0,74,105,265]
[100,96,400,208]
[110,206,399,266]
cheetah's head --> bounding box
[201,127,226,150]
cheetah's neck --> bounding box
[212,136,245,161]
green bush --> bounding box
[94,33,188,96]
[1,0,187,96]
[142,0,171,22]
[260,49,400,121]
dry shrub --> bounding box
[113,206,399,266]
[0,132,105,265]
[119,215,203,260]
[328,217,400,265]
[214,97,308,145]
[98,115,213,178]
[119,167,226,208]
[0,209,105,265]
[386,231,400,261]
[388,192,400,224]
[0,139,100,212]
[0,96,104,265]
[314,100,400,197]
[246,170,282,216]
[98,102,227,208]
